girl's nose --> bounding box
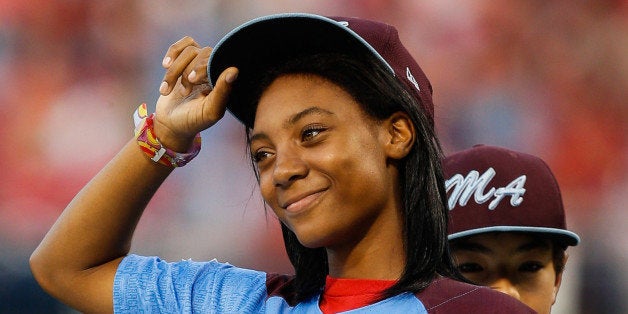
[272,151,308,188]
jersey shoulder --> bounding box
[266,273,299,306]
[415,277,536,313]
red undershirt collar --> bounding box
[319,275,397,314]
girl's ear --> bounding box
[383,112,415,160]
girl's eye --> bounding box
[252,150,272,163]
[519,261,543,273]
[301,125,326,142]
[457,263,484,273]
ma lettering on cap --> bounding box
[443,144,580,247]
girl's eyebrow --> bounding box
[249,132,269,145]
[284,106,335,128]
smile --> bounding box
[281,190,326,213]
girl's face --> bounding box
[451,233,563,314]
[250,74,404,251]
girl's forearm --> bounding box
[30,138,173,311]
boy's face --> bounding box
[450,233,563,314]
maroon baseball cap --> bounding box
[207,13,434,129]
[444,144,580,247]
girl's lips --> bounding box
[284,190,325,213]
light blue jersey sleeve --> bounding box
[113,254,268,313]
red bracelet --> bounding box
[133,103,201,167]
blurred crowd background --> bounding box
[1,1,626,313]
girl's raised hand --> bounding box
[153,36,238,152]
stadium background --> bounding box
[1,1,626,313]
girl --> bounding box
[30,14,534,313]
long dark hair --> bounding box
[245,52,460,304]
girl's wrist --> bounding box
[151,118,194,153]
[133,103,201,168]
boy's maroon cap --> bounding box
[444,144,580,247]
[207,13,434,129]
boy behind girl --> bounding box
[444,144,580,314]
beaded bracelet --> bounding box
[133,103,201,167]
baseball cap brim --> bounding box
[448,226,581,247]
[207,13,394,128]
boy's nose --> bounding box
[490,278,521,301]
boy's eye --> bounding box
[519,261,543,272]
[457,263,484,273]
